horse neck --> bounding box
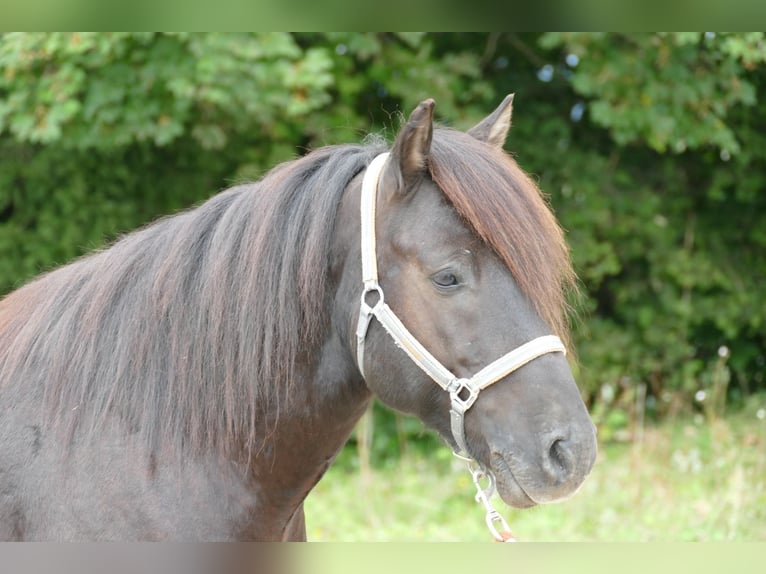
[246,172,371,500]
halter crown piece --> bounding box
[355,152,567,541]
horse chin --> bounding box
[489,454,538,509]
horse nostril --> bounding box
[547,437,574,481]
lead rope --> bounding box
[454,452,516,542]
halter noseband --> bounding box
[355,152,566,455]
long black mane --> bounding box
[0,141,385,456]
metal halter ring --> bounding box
[447,378,480,412]
[360,282,384,312]
[355,282,385,379]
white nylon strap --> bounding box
[355,152,567,454]
[356,152,389,378]
[370,301,456,389]
[360,152,389,285]
[471,334,566,390]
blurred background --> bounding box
[0,32,764,540]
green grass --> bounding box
[305,402,766,541]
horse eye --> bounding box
[432,270,460,289]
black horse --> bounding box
[0,97,596,540]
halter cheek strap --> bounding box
[355,152,566,455]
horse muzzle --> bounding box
[489,426,597,507]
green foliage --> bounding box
[0,33,334,149]
[527,33,766,426]
[1,33,764,445]
[540,33,765,154]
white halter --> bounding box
[355,152,566,455]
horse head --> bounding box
[347,97,597,508]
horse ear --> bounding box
[467,93,514,148]
[382,98,435,195]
